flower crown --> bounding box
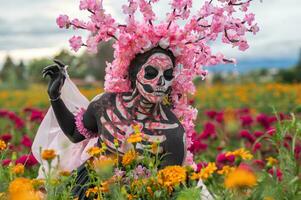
[57,0,259,167]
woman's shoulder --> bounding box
[89,92,117,110]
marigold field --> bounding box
[0,83,300,200]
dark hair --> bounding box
[128,46,176,89]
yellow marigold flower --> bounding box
[226,148,253,160]
[9,178,41,200]
[191,162,217,181]
[200,162,217,180]
[122,149,137,166]
[127,132,143,143]
[0,139,7,151]
[93,155,116,171]
[266,157,278,166]
[157,165,187,192]
[87,146,103,157]
[224,168,257,189]
[11,163,25,175]
[217,165,235,175]
[41,149,56,161]
[127,194,137,200]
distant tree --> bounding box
[0,55,16,82]
[27,58,53,83]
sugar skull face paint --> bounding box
[136,53,174,103]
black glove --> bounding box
[42,59,67,100]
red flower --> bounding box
[2,159,11,166]
[21,135,33,148]
[15,154,38,167]
[239,130,255,143]
[216,112,224,123]
[0,133,12,143]
[266,127,276,136]
[205,110,217,119]
[216,153,235,167]
[268,168,283,181]
[240,115,253,127]
[256,113,270,129]
[196,162,208,172]
[253,159,265,169]
[254,130,264,138]
[252,142,262,152]
[294,145,301,160]
[199,122,216,139]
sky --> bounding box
[0,0,300,71]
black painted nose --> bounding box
[157,75,165,86]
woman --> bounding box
[42,46,186,199]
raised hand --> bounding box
[42,59,67,100]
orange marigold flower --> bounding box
[157,165,187,192]
[122,149,137,166]
[41,149,56,161]
[11,163,25,175]
[127,133,143,144]
[85,187,99,197]
[0,139,7,151]
[224,167,257,189]
[87,146,103,157]
[9,178,42,200]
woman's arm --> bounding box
[43,60,98,143]
[51,99,98,143]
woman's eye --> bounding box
[144,66,158,79]
[164,69,174,81]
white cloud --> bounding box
[0,0,300,65]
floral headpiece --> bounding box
[57,0,259,167]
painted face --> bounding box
[136,53,174,103]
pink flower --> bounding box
[266,127,276,136]
[244,13,255,25]
[21,135,32,148]
[250,24,259,35]
[238,40,249,51]
[86,36,99,53]
[56,15,70,29]
[69,36,83,52]
[15,154,38,167]
[79,0,100,11]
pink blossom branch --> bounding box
[229,0,252,6]
[224,29,239,43]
